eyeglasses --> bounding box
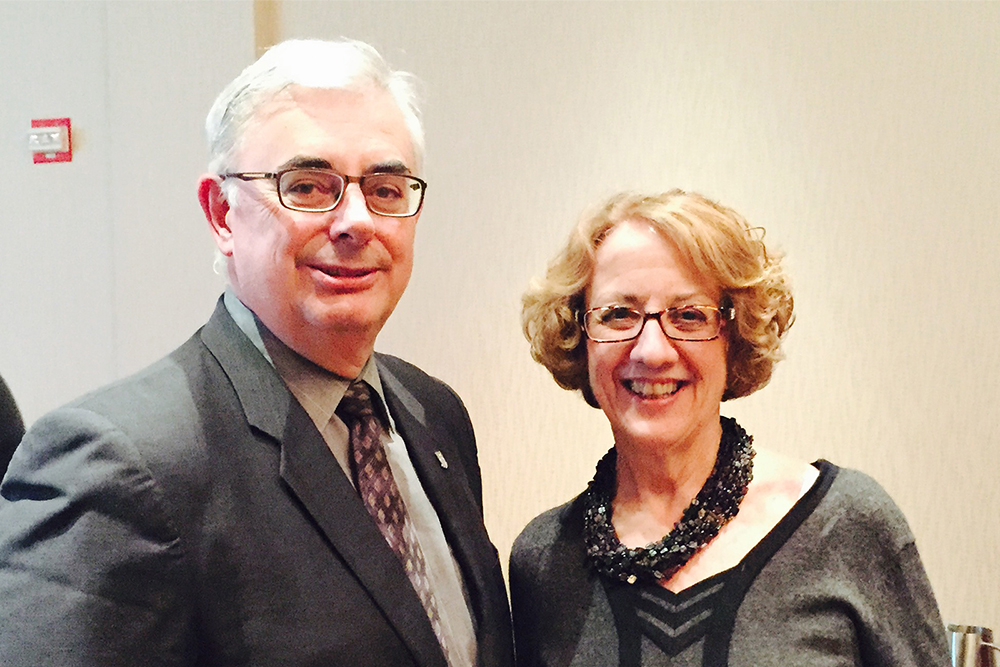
[220,168,427,217]
[581,304,734,343]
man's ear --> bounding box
[199,175,234,256]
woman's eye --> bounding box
[599,307,639,327]
[671,307,710,329]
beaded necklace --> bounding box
[582,416,755,585]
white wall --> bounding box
[1,0,998,634]
[1,2,116,419]
[0,1,252,419]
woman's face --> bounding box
[585,220,729,454]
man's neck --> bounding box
[279,328,373,379]
[222,290,374,379]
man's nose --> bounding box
[327,183,376,246]
[629,317,680,367]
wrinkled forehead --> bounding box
[235,85,418,172]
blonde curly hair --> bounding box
[522,189,794,407]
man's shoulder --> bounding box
[20,333,211,463]
[374,352,464,411]
[374,352,445,388]
[62,301,263,427]
[66,330,211,417]
[27,307,254,455]
[8,321,261,501]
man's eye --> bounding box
[287,182,314,194]
[364,175,407,201]
[370,184,403,200]
[286,179,330,195]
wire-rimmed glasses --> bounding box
[581,304,734,343]
[220,168,427,217]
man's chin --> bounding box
[303,305,388,337]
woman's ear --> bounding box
[198,175,234,256]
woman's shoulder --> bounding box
[510,493,589,573]
[818,462,916,546]
[753,453,909,531]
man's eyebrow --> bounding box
[275,156,332,171]
[364,161,411,176]
[273,157,412,176]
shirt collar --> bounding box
[222,289,392,431]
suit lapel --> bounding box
[278,406,447,667]
[377,358,498,634]
[200,301,446,667]
[200,300,289,441]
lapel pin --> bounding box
[434,450,449,469]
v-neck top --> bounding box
[509,461,949,667]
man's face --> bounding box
[217,86,419,367]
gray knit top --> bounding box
[509,461,949,666]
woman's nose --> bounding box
[629,316,680,367]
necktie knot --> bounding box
[337,380,377,425]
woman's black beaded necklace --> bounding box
[582,416,755,585]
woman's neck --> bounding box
[611,424,723,547]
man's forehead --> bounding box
[237,85,417,170]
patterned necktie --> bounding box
[336,380,452,663]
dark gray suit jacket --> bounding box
[0,373,24,478]
[0,300,514,667]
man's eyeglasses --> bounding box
[581,304,734,343]
[220,168,427,217]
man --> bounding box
[0,39,514,667]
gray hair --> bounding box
[205,38,424,174]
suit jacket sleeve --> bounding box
[0,406,194,666]
[0,319,514,667]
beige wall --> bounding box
[2,0,998,634]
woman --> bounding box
[510,190,948,666]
